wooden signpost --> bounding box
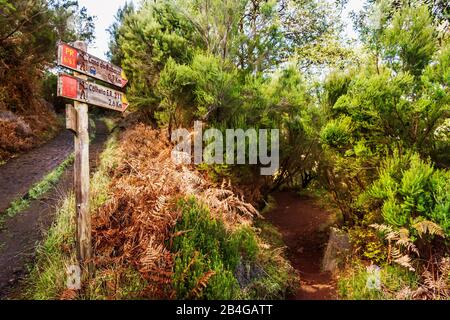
[58,74,129,112]
[57,41,128,279]
[58,41,128,88]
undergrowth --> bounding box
[338,262,419,300]
[25,124,296,300]
[27,194,77,299]
[172,197,297,300]
[172,198,255,299]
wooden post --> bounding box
[58,40,129,282]
[66,104,77,133]
[72,41,92,276]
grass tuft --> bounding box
[27,194,77,300]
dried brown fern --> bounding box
[371,224,419,271]
[189,271,216,299]
[412,220,445,238]
[59,289,78,300]
[91,124,261,299]
[413,258,450,300]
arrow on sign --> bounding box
[57,42,128,88]
[58,74,129,112]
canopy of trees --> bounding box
[0,0,95,160]
[109,0,449,289]
[0,0,448,300]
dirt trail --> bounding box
[0,120,109,299]
[0,130,73,214]
[265,191,336,300]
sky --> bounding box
[78,0,365,61]
[343,0,366,40]
[77,0,139,60]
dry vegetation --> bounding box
[0,51,61,162]
[85,124,294,299]
[0,36,60,162]
[0,104,60,162]
[0,0,95,162]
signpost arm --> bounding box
[72,41,93,276]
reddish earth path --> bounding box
[0,120,109,299]
[265,191,336,300]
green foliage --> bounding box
[331,5,449,155]
[115,0,204,111]
[172,197,295,300]
[172,197,259,299]
[353,0,447,53]
[237,253,296,300]
[240,217,298,299]
[329,69,444,151]
[383,5,437,77]
[26,133,120,300]
[323,70,355,110]
[157,52,240,126]
[320,116,353,149]
[238,0,345,74]
[113,0,350,112]
[320,4,449,226]
[260,66,322,190]
[107,1,135,65]
[27,194,77,300]
[364,151,450,237]
[0,0,13,9]
[176,0,345,74]
[88,268,147,300]
[108,0,353,192]
[338,262,419,300]
[348,227,387,264]
[229,227,259,262]
[105,0,449,299]
[178,0,245,60]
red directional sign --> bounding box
[57,42,128,88]
[57,74,129,112]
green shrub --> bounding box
[172,197,296,300]
[157,52,240,127]
[364,151,450,237]
[320,116,353,149]
[254,220,284,249]
[172,198,259,299]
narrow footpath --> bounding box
[265,191,336,300]
[0,130,73,214]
